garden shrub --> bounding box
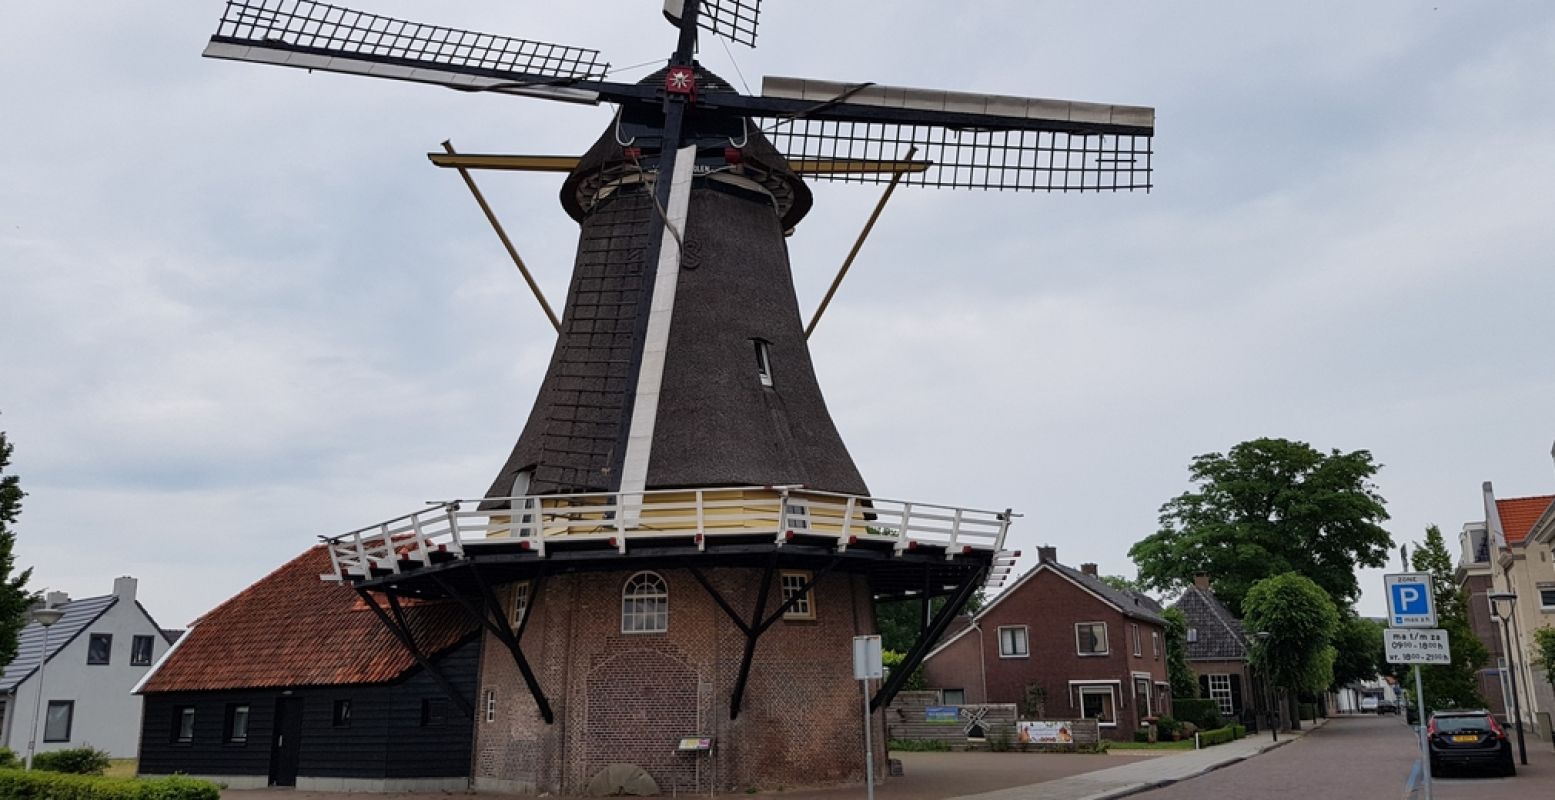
[33,746,112,775]
[0,769,219,800]
[1197,726,1236,747]
[0,748,18,769]
[1172,698,1224,731]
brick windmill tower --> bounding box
[204,0,1152,793]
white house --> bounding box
[0,577,177,758]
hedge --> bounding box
[0,769,219,800]
[1197,724,1246,747]
[1172,698,1223,730]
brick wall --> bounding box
[473,567,885,794]
[921,566,1168,740]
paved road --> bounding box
[1131,714,1419,799]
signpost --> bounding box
[853,635,883,800]
[1385,573,1444,800]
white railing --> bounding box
[320,486,1015,582]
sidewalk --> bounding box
[945,719,1329,800]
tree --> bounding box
[1161,607,1199,699]
[0,426,35,667]
[875,590,985,653]
[1530,626,1555,699]
[1101,575,1147,594]
[1242,573,1340,728]
[1329,614,1384,690]
[1129,438,1394,613]
[1408,525,1488,712]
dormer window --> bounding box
[753,339,773,387]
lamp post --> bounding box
[1255,631,1277,742]
[1488,591,1529,765]
[25,604,65,770]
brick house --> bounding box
[920,547,1169,740]
[1171,575,1253,722]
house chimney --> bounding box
[1193,573,1211,590]
[114,576,138,601]
[1037,546,1057,564]
[45,590,70,608]
[1080,563,1098,577]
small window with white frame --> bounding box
[1130,623,1142,656]
[1152,630,1161,659]
[998,625,1030,658]
[510,581,532,630]
[780,571,816,620]
[1077,685,1117,726]
[784,497,810,532]
[484,689,496,723]
[622,571,669,633]
[1538,585,1555,610]
[753,339,774,387]
[1076,622,1109,655]
[1186,627,1199,643]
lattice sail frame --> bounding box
[765,119,1152,192]
[697,0,761,48]
[213,0,608,80]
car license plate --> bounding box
[1452,734,1478,743]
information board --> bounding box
[1385,627,1451,665]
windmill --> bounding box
[205,1,1152,793]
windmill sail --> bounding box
[204,0,609,103]
[754,77,1154,191]
[663,0,762,47]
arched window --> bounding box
[622,571,669,633]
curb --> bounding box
[1072,734,1302,800]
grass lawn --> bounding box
[1106,739,1195,751]
[104,759,137,778]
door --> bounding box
[269,697,304,787]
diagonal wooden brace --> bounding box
[356,589,475,719]
[430,570,555,724]
[871,565,987,712]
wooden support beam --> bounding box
[805,145,918,339]
[356,589,475,719]
[430,570,555,724]
[728,552,778,720]
[427,152,931,176]
[438,141,561,332]
[871,565,986,712]
[688,567,753,636]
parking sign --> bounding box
[1385,573,1436,628]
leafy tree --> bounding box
[1329,614,1384,690]
[876,590,985,653]
[1101,574,1147,594]
[1161,607,1199,698]
[1243,573,1340,727]
[1129,438,1393,613]
[1530,626,1555,699]
[1408,525,1487,712]
[0,426,36,667]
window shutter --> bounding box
[1198,674,1210,698]
[1229,674,1244,713]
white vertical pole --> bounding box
[1415,664,1430,800]
[861,677,876,800]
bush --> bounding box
[1154,715,1183,741]
[33,747,112,775]
[1172,699,1224,731]
[0,770,219,800]
[1133,728,1152,743]
[1198,726,1236,747]
[1298,703,1318,721]
[1231,724,1246,739]
[887,739,950,752]
[0,748,18,769]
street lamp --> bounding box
[1255,631,1277,742]
[1487,591,1529,765]
[25,604,65,770]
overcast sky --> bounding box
[3,1,1554,627]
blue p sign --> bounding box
[1393,584,1426,614]
[1386,574,1436,627]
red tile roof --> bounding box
[1497,495,1555,546]
[140,546,474,693]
